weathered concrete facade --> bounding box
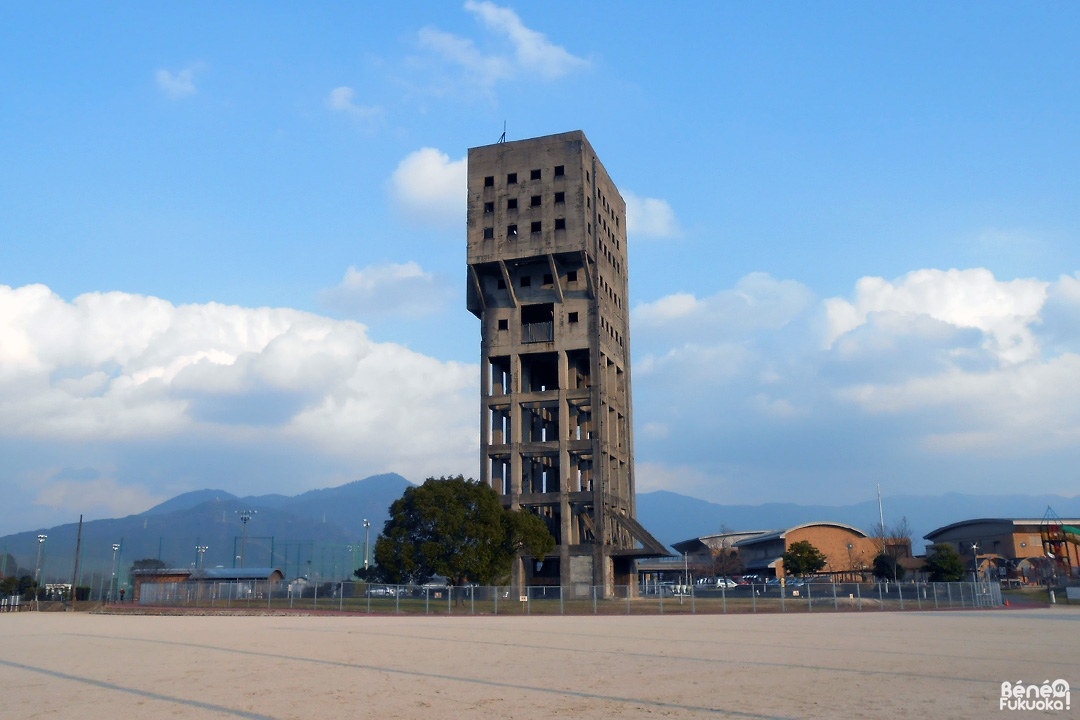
[466,131,666,595]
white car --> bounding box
[715,578,737,589]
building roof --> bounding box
[670,530,770,555]
[924,518,1080,540]
[198,567,284,580]
[733,522,869,547]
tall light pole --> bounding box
[34,535,47,610]
[363,519,371,570]
[236,510,256,568]
[109,543,120,603]
[196,546,208,571]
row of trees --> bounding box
[781,540,968,582]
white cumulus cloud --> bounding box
[823,268,1048,363]
[624,191,681,239]
[320,262,452,319]
[155,64,203,100]
[388,147,467,228]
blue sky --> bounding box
[2,3,1080,534]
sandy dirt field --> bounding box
[1,607,1077,719]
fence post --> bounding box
[898,583,904,610]
[878,582,883,610]
[339,582,344,612]
[494,587,498,616]
[916,583,921,610]
[721,582,727,613]
[752,585,757,613]
[425,587,429,614]
[933,582,938,609]
[395,586,400,614]
[626,586,631,615]
[659,586,663,614]
[781,583,786,613]
[856,582,862,611]
[691,584,696,614]
[313,583,318,611]
[832,581,838,610]
[367,585,371,614]
[448,586,452,614]
[559,586,564,615]
[526,588,530,616]
[268,583,272,610]
[592,586,597,615]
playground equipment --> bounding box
[1040,506,1080,579]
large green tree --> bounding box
[782,540,828,577]
[372,476,555,586]
[923,543,966,582]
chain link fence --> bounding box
[135,579,1002,614]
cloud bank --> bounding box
[632,268,1080,503]
[320,262,452,318]
[0,284,478,530]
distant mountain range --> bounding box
[2,473,1077,584]
[0,473,412,583]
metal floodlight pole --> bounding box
[196,546,208,571]
[236,510,256,569]
[363,519,371,570]
[34,535,47,610]
[109,543,120,603]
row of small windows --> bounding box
[483,165,565,187]
[483,219,566,239]
[495,270,579,290]
[484,192,565,213]
[600,316,624,347]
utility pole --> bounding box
[70,516,83,609]
[196,546,209,571]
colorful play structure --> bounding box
[1040,506,1080,578]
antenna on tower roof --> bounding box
[497,121,506,143]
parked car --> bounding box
[365,585,399,597]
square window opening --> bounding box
[484,201,494,213]
[531,221,542,233]
[520,276,531,287]
[507,198,518,210]
[568,311,579,323]
[554,191,565,203]
[497,319,508,330]
[483,227,494,239]
[554,165,564,177]
[507,172,517,184]
[530,169,541,180]
[530,195,541,207]
[567,270,577,282]
[542,273,553,286]
[507,224,518,238]
[484,175,494,187]
[554,218,566,230]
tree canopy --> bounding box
[923,543,966,582]
[782,540,828,576]
[370,476,555,586]
[872,553,906,581]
